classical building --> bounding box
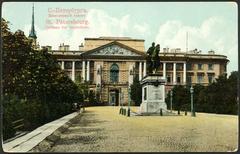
[41,37,228,106]
[29,6,228,106]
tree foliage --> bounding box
[165,72,238,115]
[130,76,142,106]
[2,18,84,140]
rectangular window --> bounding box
[208,64,213,70]
[144,87,147,100]
[198,64,203,70]
[187,75,192,84]
[197,75,203,83]
[176,63,183,71]
[167,75,171,83]
[166,63,173,70]
[75,72,82,82]
[75,61,82,69]
[90,72,94,82]
[177,76,181,83]
[187,63,194,70]
[64,61,72,69]
[208,74,214,83]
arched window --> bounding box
[110,64,119,83]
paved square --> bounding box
[48,106,238,152]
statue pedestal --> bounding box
[140,74,167,115]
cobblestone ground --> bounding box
[49,106,238,152]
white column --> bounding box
[61,61,64,70]
[183,62,186,84]
[86,61,90,81]
[72,61,75,81]
[163,62,166,79]
[173,63,176,84]
[143,62,146,77]
[82,61,85,81]
[139,62,142,81]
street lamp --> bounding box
[170,90,173,113]
[127,86,131,117]
[190,86,196,117]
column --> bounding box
[163,62,166,79]
[86,61,90,81]
[72,61,75,81]
[139,62,142,81]
[143,62,146,77]
[61,61,64,70]
[183,62,186,84]
[173,63,176,84]
[82,61,85,81]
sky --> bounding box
[2,2,238,74]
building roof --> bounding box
[85,36,145,42]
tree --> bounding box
[130,76,142,106]
[171,85,189,112]
[2,18,84,140]
[165,72,238,115]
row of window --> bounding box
[165,74,215,84]
[60,61,215,72]
[64,63,120,83]
[187,74,214,84]
[62,61,216,84]
[64,71,95,82]
[187,63,214,71]
[58,61,94,69]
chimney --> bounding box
[208,50,215,54]
[64,45,69,51]
[79,43,84,50]
[175,48,181,52]
[59,43,63,51]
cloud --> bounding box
[133,23,150,34]
[23,9,139,50]
[155,16,238,73]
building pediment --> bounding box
[92,44,140,56]
[81,41,146,59]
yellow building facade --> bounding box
[44,37,228,106]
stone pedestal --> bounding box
[140,74,167,114]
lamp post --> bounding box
[127,69,134,117]
[170,90,173,113]
[127,86,131,117]
[190,86,196,117]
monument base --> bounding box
[139,74,167,115]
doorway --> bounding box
[109,89,119,106]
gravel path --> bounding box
[48,106,238,152]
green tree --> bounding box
[130,76,142,106]
[2,18,84,140]
[171,85,189,112]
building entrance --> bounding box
[109,89,119,106]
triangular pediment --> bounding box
[91,44,140,56]
[81,41,146,58]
